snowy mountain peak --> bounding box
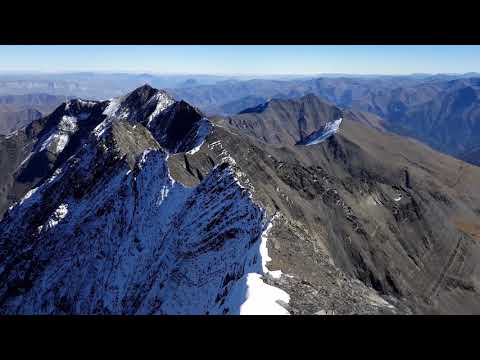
[100,86,175,124]
[94,85,213,154]
[64,98,99,113]
[0,118,289,314]
[145,98,211,154]
[0,86,292,315]
[91,85,213,156]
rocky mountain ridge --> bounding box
[1,86,479,314]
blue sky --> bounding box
[1,45,480,75]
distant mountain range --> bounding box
[171,76,480,166]
[1,73,480,167]
[0,93,70,134]
[0,73,273,99]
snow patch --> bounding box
[77,99,97,107]
[46,167,64,185]
[15,152,33,173]
[38,114,83,154]
[186,119,213,155]
[146,91,175,127]
[102,97,123,118]
[44,204,69,231]
[233,215,290,315]
[93,119,111,139]
[303,117,343,145]
[58,116,78,132]
[258,216,286,279]
[269,270,283,279]
[238,273,290,315]
[259,221,274,273]
[65,99,97,111]
[39,133,70,154]
[18,187,39,206]
[367,292,395,309]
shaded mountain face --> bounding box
[1,87,480,315]
[0,121,271,314]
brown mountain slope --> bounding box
[222,94,342,145]
[168,106,480,314]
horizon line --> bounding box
[0,70,479,77]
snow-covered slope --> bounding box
[0,85,212,219]
[299,118,343,145]
[0,85,290,315]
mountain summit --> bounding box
[0,86,290,314]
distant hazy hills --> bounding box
[172,76,480,166]
[0,93,69,134]
[170,76,428,115]
[374,79,480,157]
[0,73,258,99]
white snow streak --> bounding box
[238,216,290,315]
[44,204,69,231]
[186,119,213,155]
[238,273,290,315]
[303,117,343,145]
[38,113,89,154]
[102,97,124,118]
[18,187,39,206]
[146,92,175,127]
